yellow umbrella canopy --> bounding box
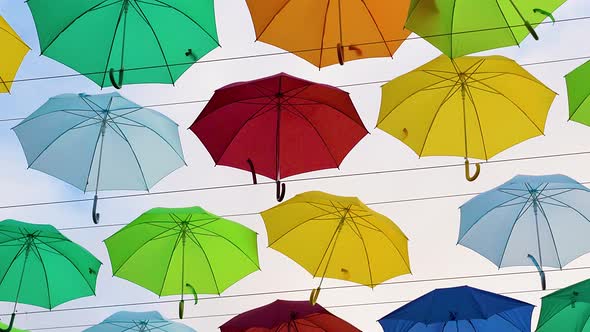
[260,191,410,304]
[0,16,29,93]
[377,55,556,181]
[245,0,411,67]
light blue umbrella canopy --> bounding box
[84,311,196,332]
[13,92,185,223]
[378,286,533,332]
[459,174,590,289]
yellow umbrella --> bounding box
[260,191,410,304]
[0,16,29,93]
[377,55,556,181]
[245,0,410,67]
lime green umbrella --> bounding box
[405,0,566,58]
[566,60,590,125]
[104,207,259,319]
[26,0,219,88]
[537,278,590,331]
[0,219,101,332]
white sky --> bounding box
[1,1,590,331]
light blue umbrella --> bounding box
[13,92,186,224]
[459,174,590,290]
[84,311,196,332]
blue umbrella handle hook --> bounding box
[0,313,15,332]
[247,159,257,184]
[92,194,100,224]
[464,159,481,182]
[276,180,286,202]
[527,254,546,290]
[109,68,124,89]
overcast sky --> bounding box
[1,1,590,331]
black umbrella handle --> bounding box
[0,313,15,332]
[109,68,124,89]
[92,194,100,224]
[247,159,257,184]
[276,180,286,202]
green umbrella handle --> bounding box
[247,159,257,184]
[0,313,15,332]
[109,68,124,89]
[92,194,100,224]
[337,43,344,66]
[523,20,539,40]
[185,49,197,62]
[276,180,286,202]
[309,287,320,305]
[464,159,481,182]
[179,299,184,319]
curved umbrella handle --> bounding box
[524,20,539,40]
[336,43,344,66]
[0,313,15,332]
[528,254,546,290]
[276,180,286,202]
[464,159,481,182]
[179,299,185,319]
[247,159,257,184]
[109,68,124,89]
[185,48,197,61]
[92,194,100,224]
[309,287,320,305]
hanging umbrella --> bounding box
[104,206,260,319]
[26,0,219,89]
[12,92,186,224]
[536,278,590,332]
[379,285,534,332]
[377,55,556,181]
[84,311,195,332]
[405,0,566,58]
[459,174,590,290]
[0,15,30,93]
[566,60,590,126]
[190,72,368,201]
[245,0,410,67]
[220,299,361,332]
[260,191,410,304]
[0,219,101,332]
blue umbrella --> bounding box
[459,174,590,290]
[13,92,186,224]
[84,311,195,331]
[378,286,533,332]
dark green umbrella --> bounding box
[537,278,590,332]
[27,0,219,88]
[0,219,101,332]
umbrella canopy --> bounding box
[190,73,368,201]
[405,0,566,58]
[104,206,259,319]
[459,174,590,289]
[245,0,410,67]
[377,55,556,181]
[379,286,534,332]
[12,92,186,223]
[0,219,101,331]
[84,311,196,332]
[220,299,361,332]
[566,60,590,126]
[26,0,219,88]
[260,191,410,304]
[536,278,590,332]
[0,15,30,93]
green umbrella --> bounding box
[0,219,101,332]
[566,60,590,125]
[405,0,566,58]
[26,0,219,89]
[537,278,590,331]
[104,206,260,319]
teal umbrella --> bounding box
[0,219,101,332]
[84,311,195,331]
[26,0,219,88]
[12,92,186,223]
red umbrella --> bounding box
[190,73,368,201]
[220,299,361,332]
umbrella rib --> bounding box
[311,217,343,278]
[34,237,98,297]
[497,195,535,267]
[493,0,520,46]
[267,211,343,247]
[349,217,375,287]
[253,0,293,40]
[0,245,27,292]
[98,2,127,87]
[495,311,528,332]
[149,0,220,46]
[539,194,590,224]
[189,225,259,268]
[184,232,222,294]
[359,0,393,57]
[38,0,112,54]
[535,200,563,268]
[464,83,489,160]
[0,25,30,49]
[318,0,330,68]
[282,95,368,131]
[30,240,52,310]
[157,231,184,297]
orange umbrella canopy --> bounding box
[245,0,410,67]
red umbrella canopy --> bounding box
[220,299,361,332]
[190,73,368,201]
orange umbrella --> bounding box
[245,0,410,67]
